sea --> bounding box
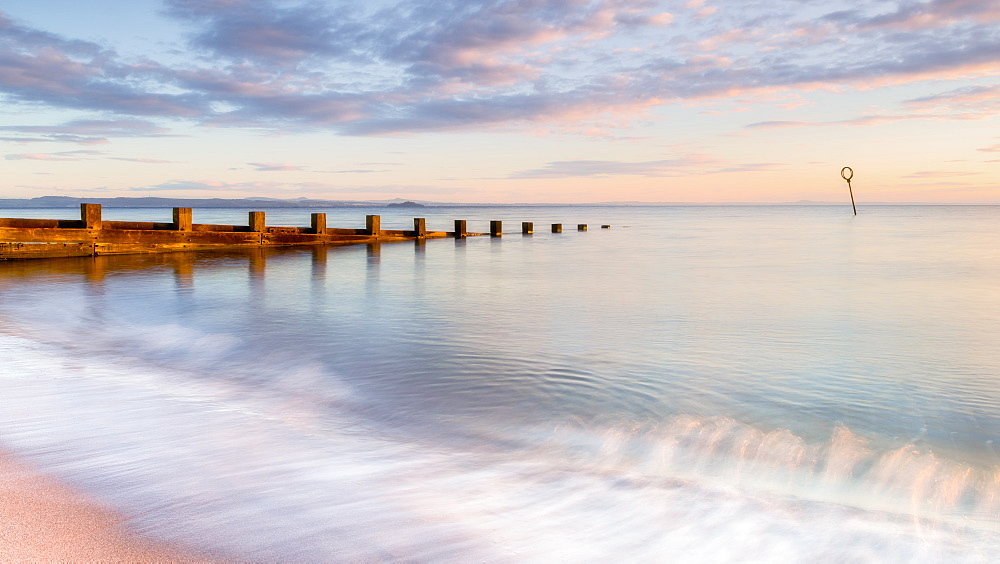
[0,204,998,561]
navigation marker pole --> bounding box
[841,167,857,215]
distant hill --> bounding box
[0,196,422,208]
[0,196,965,208]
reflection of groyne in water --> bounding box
[0,204,600,260]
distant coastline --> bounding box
[0,196,992,208]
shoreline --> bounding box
[0,448,214,562]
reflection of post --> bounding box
[454,220,467,239]
[552,223,562,233]
[311,213,327,235]
[83,255,106,283]
[248,248,266,291]
[522,222,533,234]
[367,242,381,260]
[490,220,502,237]
[173,253,195,289]
[173,207,193,231]
[311,245,327,283]
[366,215,381,237]
[366,242,381,284]
[82,256,107,323]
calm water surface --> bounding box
[1,205,998,560]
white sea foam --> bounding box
[1,330,997,561]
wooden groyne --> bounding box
[0,204,594,260]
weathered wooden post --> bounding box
[601,225,611,229]
[81,203,102,230]
[578,224,588,231]
[413,217,427,238]
[522,222,533,234]
[490,220,502,237]
[311,213,326,235]
[248,211,266,232]
[366,214,381,236]
[551,223,562,233]
[173,207,193,231]
[454,220,467,239]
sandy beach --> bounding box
[0,449,212,562]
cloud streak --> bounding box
[0,119,175,144]
[247,162,306,172]
[139,179,462,195]
[903,170,983,179]
[5,149,102,161]
[109,157,175,164]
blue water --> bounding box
[1,205,998,560]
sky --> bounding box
[1,0,998,204]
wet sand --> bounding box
[0,450,213,562]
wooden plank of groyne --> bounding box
[1,206,499,260]
[103,221,175,231]
[0,243,94,259]
[0,227,92,244]
[0,218,82,229]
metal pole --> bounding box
[841,167,856,215]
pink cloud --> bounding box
[692,28,754,52]
[904,85,1000,119]
[508,152,723,178]
[747,112,969,131]
[862,0,1000,31]
[3,0,999,140]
